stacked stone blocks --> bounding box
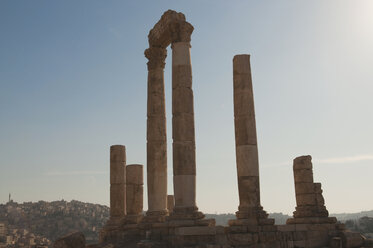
[287,155,336,225]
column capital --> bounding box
[145,47,167,70]
[170,22,194,43]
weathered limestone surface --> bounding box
[231,55,270,224]
[125,164,144,224]
[144,8,203,222]
[287,155,335,225]
[89,10,373,248]
[110,145,126,220]
[170,28,204,220]
[145,46,168,222]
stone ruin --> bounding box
[55,10,373,248]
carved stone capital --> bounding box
[144,47,167,70]
[170,22,194,43]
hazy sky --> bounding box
[1,1,372,215]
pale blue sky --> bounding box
[0,1,372,215]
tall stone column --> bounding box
[232,55,269,223]
[171,23,202,219]
[110,145,126,223]
[144,47,168,222]
[125,164,144,224]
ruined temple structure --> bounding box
[56,10,373,248]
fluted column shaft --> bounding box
[145,47,168,219]
[233,55,263,219]
[172,41,197,212]
[110,145,126,219]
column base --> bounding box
[168,206,205,220]
[293,205,329,218]
[235,206,269,220]
[121,214,144,224]
[142,210,168,223]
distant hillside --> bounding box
[331,211,373,222]
[0,200,109,244]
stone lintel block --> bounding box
[126,184,143,215]
[147,10,190,46]
[234,89,255,117]
[295,182,315,195]
[234,115,257,146]
[296,193,317,206]
[233,54,251,75]
[173,174,196,207]
[173,141,196,175]
[294,169,314,183]
[126,164,144,185]
[110,184,126,218]
[147,92,166,117]
[172,65,192,89]
[172,87,194,114]
[238,176,260,208]
[172,42,191,66]
[236,145,259,177]
[293,155,313,170]
[147,116,166,142]
[233,73,253,91]
[174,226,216,236]
[172,113,195,141]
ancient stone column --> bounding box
[167,195,175,213]
[287,155,336,224]
[110,145,126,222]
[232,55,269,222]
[171,23,202,219]
[145,47,168,222]
[125,164,144,224]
